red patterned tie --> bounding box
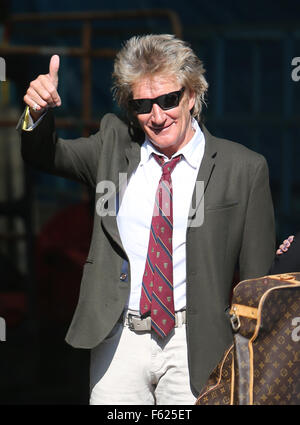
[140,153,183,338]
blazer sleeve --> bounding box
[239,156,276,280]
[20,109,103,188]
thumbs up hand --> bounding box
[23,55,62,120]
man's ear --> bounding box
[126,111,144,144]
[188,89,196,112]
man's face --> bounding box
[131,74,196,157]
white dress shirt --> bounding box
[117,119,205,311]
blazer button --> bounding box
[120,273,127,281]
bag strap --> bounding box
[269,273,300,285]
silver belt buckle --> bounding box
[127,313,139,331]
[127,313,134,331]
[127,310,186,331]
[127,313,151,331]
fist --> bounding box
[23,55,61,119]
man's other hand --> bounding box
[276,235,295,255]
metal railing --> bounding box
[0,9,182,134]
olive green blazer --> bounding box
[20,111,275,396]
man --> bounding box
[19,34,275,404]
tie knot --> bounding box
[153,153,183,177]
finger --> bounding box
[43,74,61,106]
[31,76,61,107]
[277,243,286,253]
[26,87,49,109]
[30,76,55,104]
[48,54,60,86]
[23,93,45,113]
[287,235,295,242]
[23,93,40,110]
[276,249,283,255]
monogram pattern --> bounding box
[196,273,300,405]
[196,346,234,405]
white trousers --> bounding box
[89,311,196,405]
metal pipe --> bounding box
[9,9,182,37]
[82,20,92,136]
[0,45,118,57]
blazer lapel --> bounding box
[125,141,141,180]
[188,125,217,226]
[101,140,141,253]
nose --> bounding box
[150,103,166,125]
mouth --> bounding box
[149,122,174,134]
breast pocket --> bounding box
[205,201,239,212]
[203,202,240,251]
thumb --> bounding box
[49,54,60,86]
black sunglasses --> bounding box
[129,87,185,114]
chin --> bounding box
[151,139,176,151]
[149,132,179,148]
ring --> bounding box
[32,103,39,111]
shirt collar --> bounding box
[140,118,204,169]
